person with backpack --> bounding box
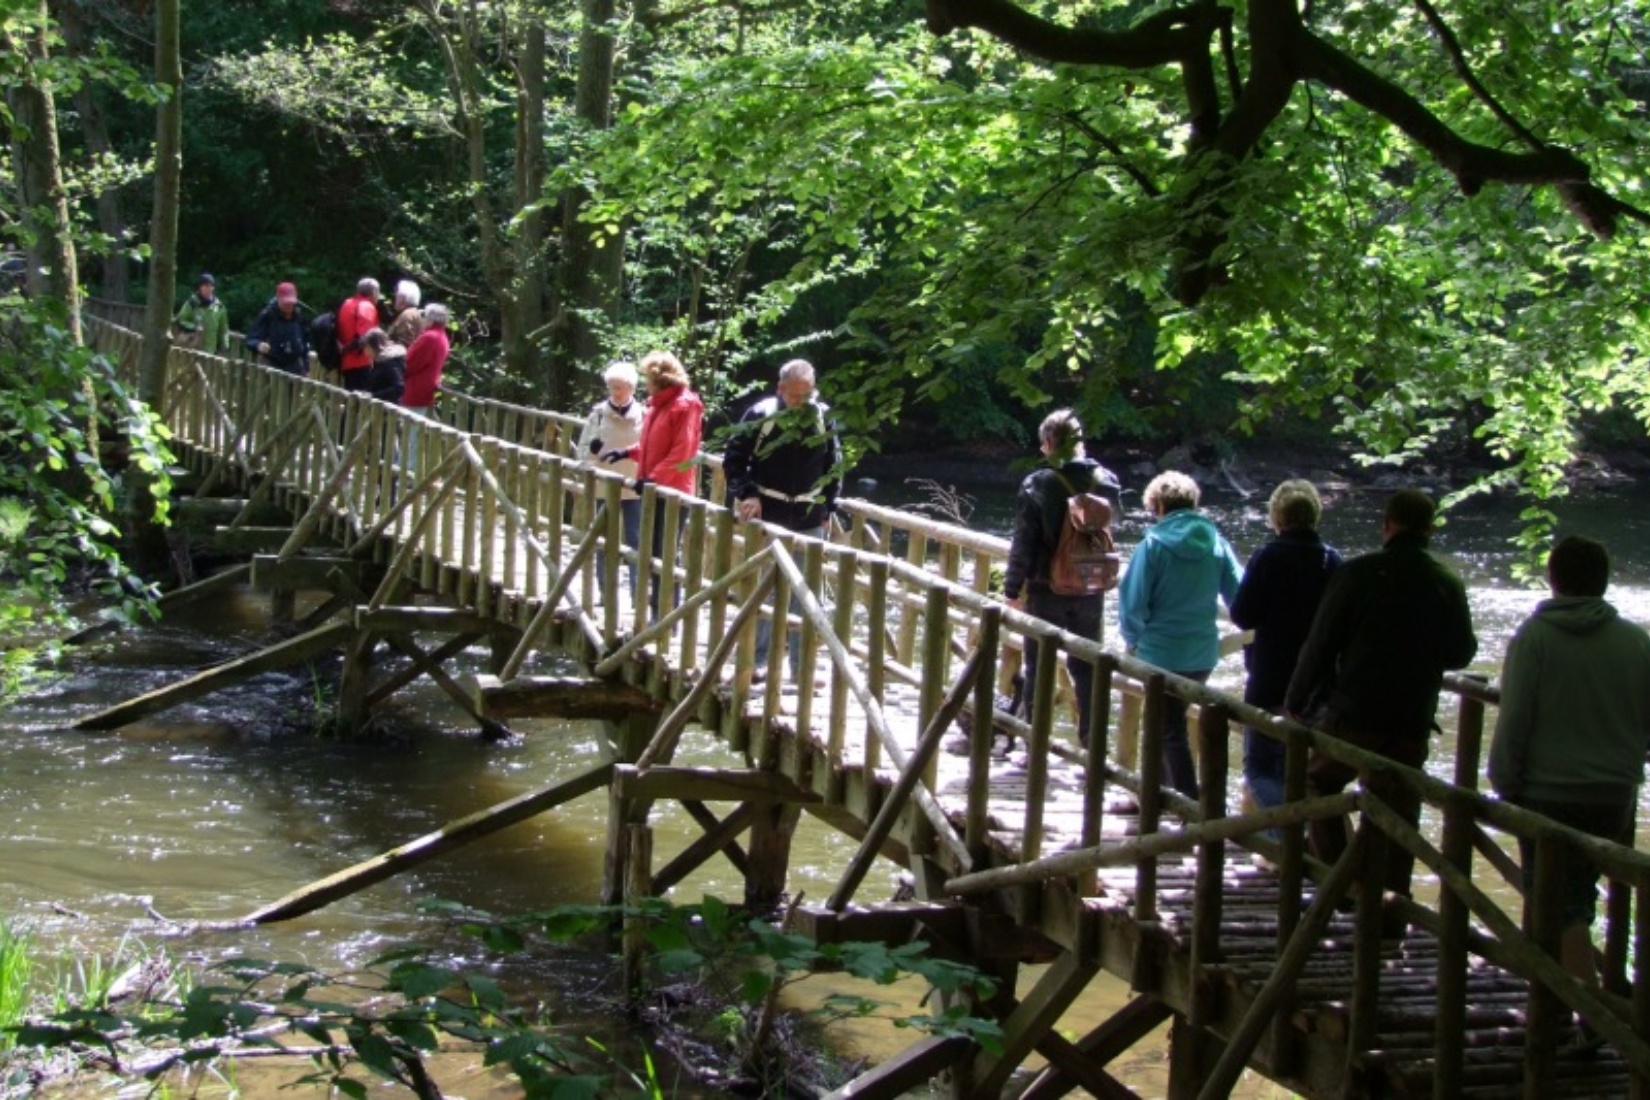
[243,282,310,376]
[173,272,230,354]
[335,277,384,393]
[1003,409,1123,748]
[1118,471,1243,798]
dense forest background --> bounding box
[4,0,1650,624]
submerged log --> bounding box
[73,620,354,731]
[472,674,663,721]
[242,763,613,924]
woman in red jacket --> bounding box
[600,350,703,612]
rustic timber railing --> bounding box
[81,305,1650,1100]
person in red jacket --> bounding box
[335,277,383,390]
[400,303,451,476]
[600,350,703,613]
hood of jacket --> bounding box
[1148,508,1220,561]
[1532,595,1619,635]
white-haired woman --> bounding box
[387,279,423,346]
[1117,471,1243,799]
[578,361,645,591]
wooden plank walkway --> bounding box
[81,308,1650,1100]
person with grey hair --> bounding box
[399,304,452,473]
[387,279,423,346]
[1002,408,1123,747]
[1230,479,1342,811]
[1118,470,1243,798]
[336,277,385,389]
[722,358,842,680]
[577,360,645,592]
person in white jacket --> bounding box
[577,361,645,594]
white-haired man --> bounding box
[723,359,843,680]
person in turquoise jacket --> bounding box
[1118,470,1242,798]
[173,272,231,354]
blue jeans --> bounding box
[1244,725,1286,809]
[754,524,826,677]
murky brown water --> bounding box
[7,488,1650,1096]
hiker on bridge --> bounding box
[173,272,230,354]
[386,279,423,346]
[1002,408,1122,746]
[1489,534,1650,1002]
[601,351,704,611]
[1230,479,1342,812]
[578,360,646,591]
[400,304,451,475]
[1286,488,1477,927]
[723,358,843,680]
[243,282,310,376]
[336,278,387,395]
[358,329,406,405]
[1119,471,1243,799]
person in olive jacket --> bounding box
[173,272,231,354]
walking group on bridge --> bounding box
[1004,411,1650,1047]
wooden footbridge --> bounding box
[75,304,1650,1099]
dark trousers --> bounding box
[1022,589,1102,745]
[1305,712,1429,901]
[1162,669,1211,799]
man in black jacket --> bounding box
[1286,488,1477,915]
[723,359,842,680]
[244,282,310,376]
[1002,409,1122,747]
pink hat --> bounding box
[275,282,298,302]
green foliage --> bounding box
[0,295,171,640]
[6,899,1002,1096]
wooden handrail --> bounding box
[81,306,1650,1092]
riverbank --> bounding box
[854,438,1650,500]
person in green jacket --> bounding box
[1489,535,1650,1008]
[173,272,230,354]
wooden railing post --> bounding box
[1433,789,1473,1100]
[1523,834,1565,1098]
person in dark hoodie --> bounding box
[1230,479,1342,811]
[1489,535,1650,1000]
[1119,470,1243,798]
[1003,408,1123,748]
[358,328,406,405]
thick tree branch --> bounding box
[1295,33,1590,195]
[925,0,1214,69]
[1411,0,1542,151]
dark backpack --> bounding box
[1048,471,1120,596]
[310,311,341,371]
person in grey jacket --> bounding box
[1489,535,1650,996]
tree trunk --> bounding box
[547,0,623,409]
[503,14,548,394]
[127,0,181,578]
[58,0,129,302]
[7,0,80,336]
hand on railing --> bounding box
[629,477,652,493]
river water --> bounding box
[4,481,1650,1096]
